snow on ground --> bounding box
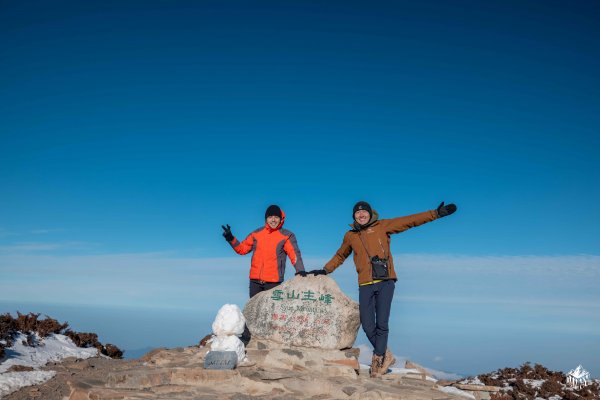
[524,378,545,388]
[0,371,56,398]
[0,332,98,398]
[459,376,485,385]
[438,386,476,399]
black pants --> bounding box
[249,280,281,298]
[242,280,282,344]
[359,280,395,356]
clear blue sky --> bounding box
[1,0,599,377]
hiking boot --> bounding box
[370,354,384,378]
[380,348,396,374]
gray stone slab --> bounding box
[204,351,238,370]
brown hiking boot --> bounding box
[380,348,396,374]
[370,354,384,378]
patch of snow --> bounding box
[548,395,562,400]
[211,304,245,336]
[0,332,98,397]
[524,378,545,388]
[357,364,439,381]
[0,370,56,398]
[0,333,97,374]
[460,376,484,385]
[209,335,246,363]
[438,386,476,399]
[389,367,422,375]
[426,368,462,381]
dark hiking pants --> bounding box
[249,280,281,298]
[358,279,395,356]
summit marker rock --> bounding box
[242,275,360,349]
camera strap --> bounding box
[359,231,390,280]
[357,231,373,263]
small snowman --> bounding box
[208,304,247,364]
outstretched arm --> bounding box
[381,202,457,234]
[381,210,438,234]
[322,232,353,274]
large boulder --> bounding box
[242,275,360,349]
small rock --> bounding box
[7,365,35,372]
[204,351,238,370]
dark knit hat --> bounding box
[265,204,282,219]
[353,201,372,217]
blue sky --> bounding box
[1,0,599,377]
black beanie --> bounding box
[353,201,372,218]
[265,205,282,219]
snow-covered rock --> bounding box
[0,332,98,397]
[0,333,98,374]
[0,370,56,398]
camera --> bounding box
[371,256,389,279]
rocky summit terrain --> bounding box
[3,339,467,400]
[459,362,600,400]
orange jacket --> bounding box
[228,209,305,283]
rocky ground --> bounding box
[3,297,599,399]
[464,363,600,400]
[3,339,468,400]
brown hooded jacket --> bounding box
[324,209,438,285]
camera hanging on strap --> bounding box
[358,233,389,280]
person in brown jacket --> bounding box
[309,200,457,377]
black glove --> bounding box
[221,224,234,242]
[309,269,328,276]
[295,271,308,277]
[436,202,457,218]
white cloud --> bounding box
[0,241,91,252]
[396,294,600,309]
[398,253,600,277]
[1,250,598,313]
[0,228,19,238]
[30,228,65,235]
[0,251,332,310]
[0,242,63,251]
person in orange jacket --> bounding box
[222,204,307,299]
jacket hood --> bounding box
[350,209,379,231]
[265,209,286,232]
